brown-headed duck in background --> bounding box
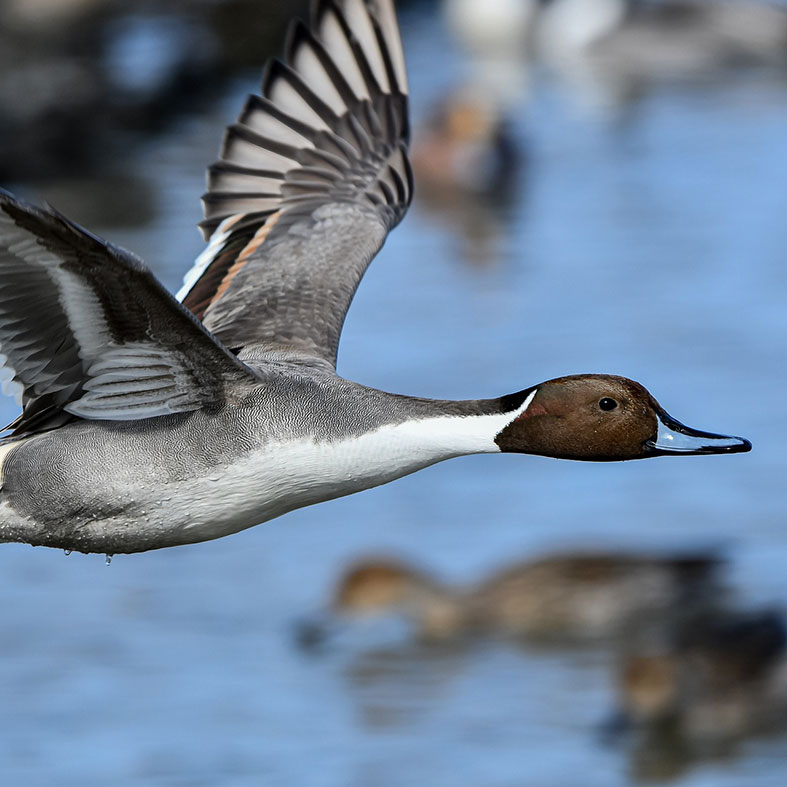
[297,549,724,647]
[611,608,787,744]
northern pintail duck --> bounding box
[0,0,749,555]
[613,609,787,742]
[301,551,723,643]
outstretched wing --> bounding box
[0,189,255,439]
[179,0,411,369]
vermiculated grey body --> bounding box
[0,368,511,553]
[0,0,750,556]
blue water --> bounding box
[2,3,787,785]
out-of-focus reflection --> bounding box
[608,608,787,782]
[533,0,787,110]
[342,642,469,730]
[296,549,725,648]
[410,0,532,266]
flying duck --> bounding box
[0,0,749,555]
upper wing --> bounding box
[178,0,412,369]
[0,189,255,439]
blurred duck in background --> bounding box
[409,0,533,265]
[533,0,787,108]
[297,550,724,646]
[409,88,522,265]
[611,609,787,744]
[411,89,520,200]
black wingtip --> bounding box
[284,18,312,65]
[260,57,285,98]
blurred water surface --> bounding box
[1,2,787,785]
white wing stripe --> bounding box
[177,215,238,302]
[48,267,113,362]
[208,170,283,194]
[320,10,371,100]
[222,136,297,170]
[267,77,332,131]
[240,106,318,149]
[344,0,390,92]
[291,44,348,115]
[374,0,408,92]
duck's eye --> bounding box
[599,397,618,411]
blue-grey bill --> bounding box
[646,410,752,456]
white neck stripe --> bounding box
[351,386,539,463]
[177,388,541,537]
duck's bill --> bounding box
[292,611,335,651]
[644,409,752,456]
[598,710,633,741]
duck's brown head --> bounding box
[294,559,459,650]
[334,559,466,639]
[332,559,437,616]
[495,374,751,461]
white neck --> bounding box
[367,387,537,466]
[295,388,536,490]
[179,390,537,541]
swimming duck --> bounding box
[410,89,520,199]
[301,550,724,643]
[413,0,529,263]
[409,87,522,266]
[613,609,787,741]
[0,0,749,555]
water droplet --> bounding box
[105,554,113,566]
[63,550,72,556]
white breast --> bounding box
[174,396,535,541]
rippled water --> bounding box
[1,3,787,785]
